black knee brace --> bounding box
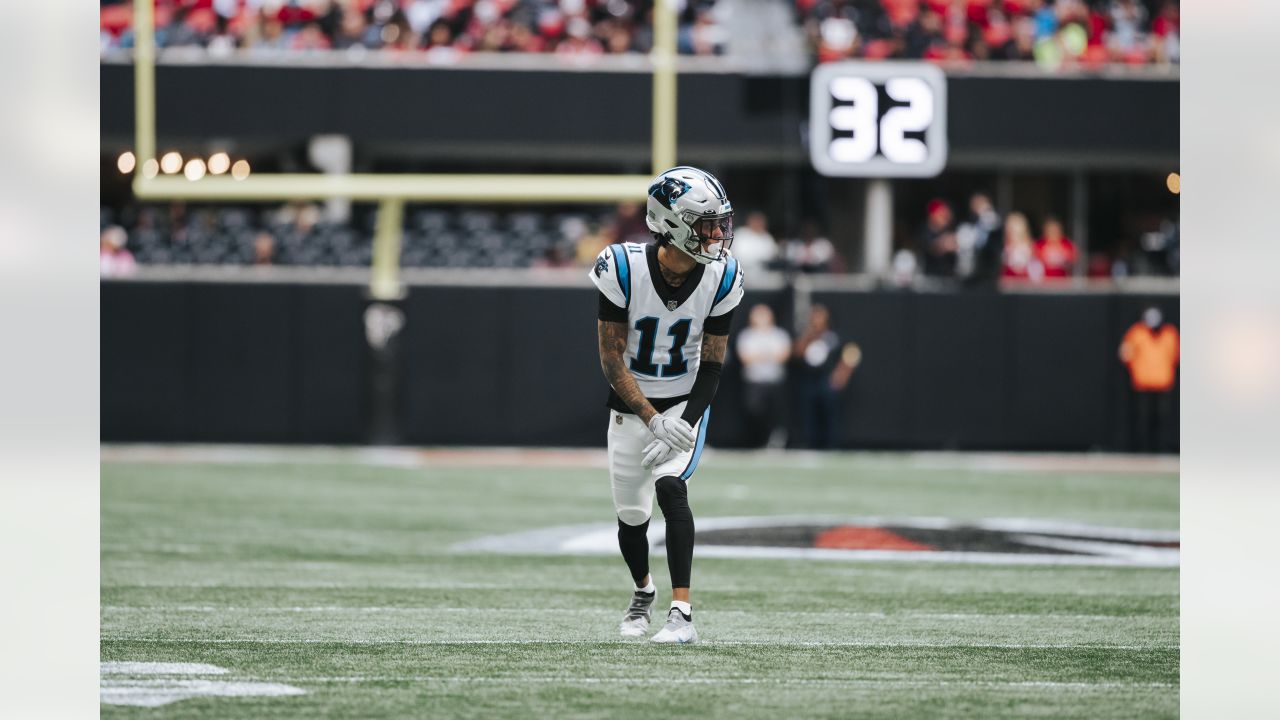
[655,476,694,588]
[655,476,691,521]
[617,517,651,586]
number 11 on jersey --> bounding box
[630,317,692,378]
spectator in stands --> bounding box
[735,304,792,448]
[1001,211,1043,280]
[904,9,945,59]
[1151,1,1180,64]
[915,198,958,277]
[611,201,651,245]
[1109,0,1150,63]
[683,6,728,56]
[275,201,322,234]
[784,222,840,274]
[575,223,615,266]
[1031,0,1057,40]
[555,18,605,55]
[954,191,1003,285]
[1119,305,1179,452]
[246,13,291,52]
[334,6,379,50]
[731,211,780,274]
[533,244,575,268]
[1001,12,1038,60]
[100,225,137,278]
[1035,216,1078,278]
[793,304,859,449]
[814,16,860,63]
[292,21,333,51]
[890,247,918,287]
[253,231,276,266]
[158,5,208,49]
[422,20,460,56]
[206,12,239,57]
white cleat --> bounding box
[650,607,698,644]
[619,590,655,638]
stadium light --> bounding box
[117,151,136,174]
[160,151,183,175]
[208,152,231,175]
[142,158,159,179]
[1166,172,1180,194]
[231,160,251,181]
[184,158,207,181]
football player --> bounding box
[589,166,744,644]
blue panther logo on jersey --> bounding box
[648,177,692,209]
[594,254,609,278]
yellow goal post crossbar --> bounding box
[130,0,679,298]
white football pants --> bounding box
[607,401,709,526]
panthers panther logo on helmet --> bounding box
[648,177,691,208]
[645,166,734,265]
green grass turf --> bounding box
[101,449,1178,718]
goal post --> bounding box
[129,0,680,297]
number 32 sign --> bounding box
[809,62,948,178]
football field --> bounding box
[101,446,1178,718]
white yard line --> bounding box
[100,444,1177,475]
[100,662,228,675]
[101,606,1172,622]
[102,637,1175,650]
[271,675,1177,690]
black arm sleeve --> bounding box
[703,307,735,335]
[598,291,628,323]
[679,307,734,424]
[680,361,723,425]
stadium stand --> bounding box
[99,0,1177,65]
[99,0,731,56]
[800,0,1179,65]
[99,200,1177,279]
[100,203,604,269]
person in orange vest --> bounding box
[1118,306,1180,452]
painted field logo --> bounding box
[100,662,305,707]
[457,517,1179,568]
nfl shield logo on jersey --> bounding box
[666,300,678,311]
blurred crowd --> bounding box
[899,192,1178,287]
[801,0,1179,66]
[100,196,1179,282]
[99,0,730,56]
[99,0,1177,65]
[98,200,848,276]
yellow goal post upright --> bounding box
[130,0,680,299]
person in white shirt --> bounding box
[99,225,137,278]
[735,304,791,448]
[729,211,778,274]
[784,221,839,273]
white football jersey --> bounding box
[590,241,745,400]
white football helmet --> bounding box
[645,166,734,264]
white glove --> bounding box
[642,438,678,468]
[648,414,695,452]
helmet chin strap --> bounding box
[658,237,702,274]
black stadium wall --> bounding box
[101,281,1178,451]
[99,63,1177,168]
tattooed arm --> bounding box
[700,332,729,365]
[598,319,659,424]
